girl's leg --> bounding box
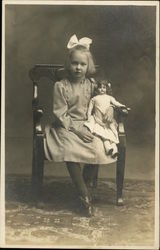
[66,162,93,217]
[83,164,99,188]
[66,162,90,199]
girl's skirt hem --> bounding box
[44,125,117,165]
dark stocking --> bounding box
[66,162,94,217]
[83,164,99,188]
[66,162,89,199]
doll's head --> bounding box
[96,80,112,95]
[65,45,96,78]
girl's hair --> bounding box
[96,79,112,95]
[65,45,96,76]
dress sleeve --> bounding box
[110,96,125,108]
[87,98,94,118]
[53,81,73,130]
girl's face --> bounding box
[69,51,88,80]
[97,84,107,95]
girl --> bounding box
[84,80,126,158]
[44,35,116,217]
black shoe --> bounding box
[79,196,94,217]
[86,205,94,217]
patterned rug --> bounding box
[5,175,155,248]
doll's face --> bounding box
[69,51,88,80]
[97,84,107,95]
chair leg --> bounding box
[116,135,126,206]
[32,134,44,201]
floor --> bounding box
[5,175,155,248]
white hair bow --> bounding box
[67,34,92,50]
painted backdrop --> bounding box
[5,4,156,179]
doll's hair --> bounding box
[96,79,112,95]
[65,45,96,76]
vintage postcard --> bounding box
[1,0,159,249]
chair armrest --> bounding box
[29,64,65,136]
[115,106,131,118]
[33,107,44,135]
[115,106,131,135]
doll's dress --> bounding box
[84,95,120,144]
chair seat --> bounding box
[30,64,129,204]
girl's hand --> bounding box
[104,106,114,123]
[74,126,94,143]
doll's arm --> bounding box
[104,97,125,123]
[110,96,126,108]
[109,97,131,121]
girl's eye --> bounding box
[71,61,87,65]
[71,61,77,65]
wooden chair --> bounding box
[29,64,130,206]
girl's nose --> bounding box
[77,64,81,69]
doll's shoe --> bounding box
[79,196,94,217]
[111,144,118,158]
[112,152,119,158]
[108,148,113,155]
[104,140,113,155]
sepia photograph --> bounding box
[1,0,159,248]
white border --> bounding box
[154,2,159,249]
[1,1,159,249]
[2,0,159,6]
[0,1,6,248]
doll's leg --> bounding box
[110,122,119,143]
[111,143,119,158]
[83,164,99,188]
[103,140,113,155]
[66,162,93,217]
